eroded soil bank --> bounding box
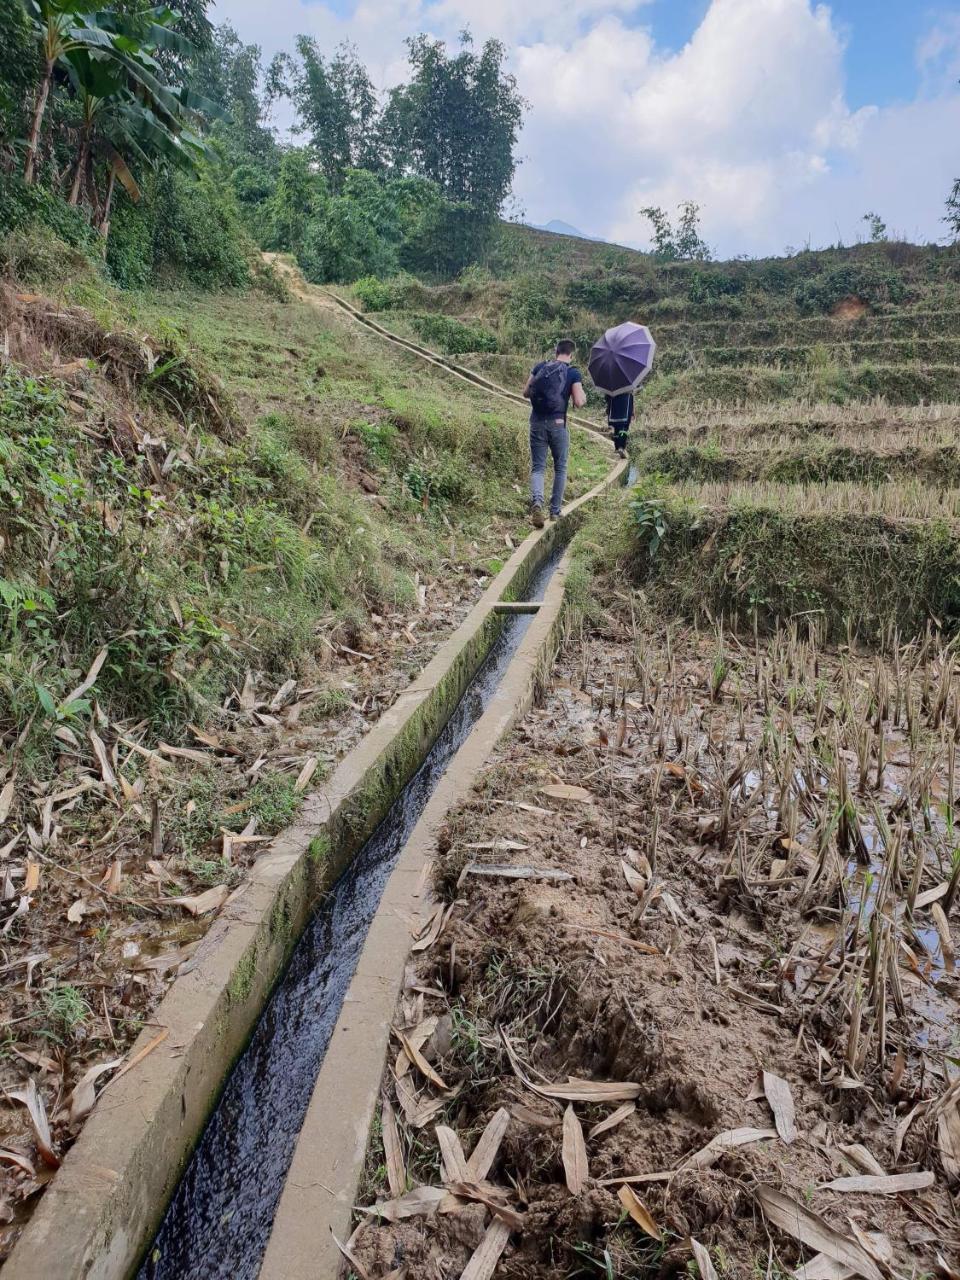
[347,595,960,1279]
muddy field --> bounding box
[346,598,960,1279]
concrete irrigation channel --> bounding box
[2,285,627,1280]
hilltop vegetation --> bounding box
[345,223,960,408]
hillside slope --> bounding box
[0,247,607,1258]
[344,226,960,410]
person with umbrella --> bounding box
[605,389,634,458]
[522,338,586,528]
[588,322,657,458]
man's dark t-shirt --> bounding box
[529,361,583,422]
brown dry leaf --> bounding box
[157,742,216,764]
[381,1094,405,1198]
[69,1058,123,1125]
[0,1147,36,1178]
[24,860,40,893]
[362,1185,446,1222]
[410,1085,462,1129]
[166,885,230,916]
[588,1102,635,1140]
[562,1105,588,1196]
[63,647,108,707]
[820,1171,933,1195]
[931,903,956,969]
[754,1185,882,1280]
[540,784,593,803]
[411,904,446,953]
[690,1239,718,1280]
[894,1101,929,1164]
[66,896,88,926]
[107,1027,169,1088]
[795,1233,893,1280]
[146,859,179,885]
[444,1181,523,1230]
[330,1229,371,1280]
[0,778,15,826]
[393,1027,448,1092]
[465,1107,510,1182]
[763,1070,797,1144]
[915,883,949,909]
[937,1101,960,1183]
[6,1078,59,1168]
[293,756,319,793]
[837,1143,885,1177]
[88,730,117,788]
[501,1029,639,1102]
[620,859,646,896]
[459,1218,511,1280]
[102,859,122,895]
[436,1125,469,1183]
[680,1127,778,1171]
[617,1184,661,1239]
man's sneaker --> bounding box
[530,504,545,528]
[615,447,628,459]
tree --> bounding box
[285,38,380,191]
[640,200,711,261]
[862,211,887,242]
[381,32,524,214]
[192,23,279,166]
[946,180,960,242]
[19,0,127,184]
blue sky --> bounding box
[645,0,930,107]
[228,0,960,256]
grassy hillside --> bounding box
[342,224,960,410]
[0,236,608,1242]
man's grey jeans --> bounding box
[529,414,569,516]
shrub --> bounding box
[794,261,907,314]
[408,313,498,355]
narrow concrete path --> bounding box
[259,542,579,1280]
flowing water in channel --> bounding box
[141,545,564,1280]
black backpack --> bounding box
[529,360,569,416]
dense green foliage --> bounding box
[1,0,526,291]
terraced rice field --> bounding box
[340,244,960,1279]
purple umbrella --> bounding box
[588,322,657,395]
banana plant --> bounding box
[18,0,117,183]
[60,9,220,234]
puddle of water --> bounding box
[140,546,565,1280]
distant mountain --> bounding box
[531,219,605,242]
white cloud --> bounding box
[222,0,959,256]
[917,11,960,96]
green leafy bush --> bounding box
[794,261,907,314]
[408,313,498,355]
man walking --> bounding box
[605,389,634,458]
[522,339,586,528]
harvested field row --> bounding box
[635,402,960,446]
[635,442,960,486]
[658,336,960,375]
[644,364,960,409]
[655,478,960,521]
[345,601,960,1279]
[653,307,960,348]
[601,494,960,641]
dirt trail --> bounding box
[345,604,960,1279]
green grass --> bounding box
[0,250,608,788]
